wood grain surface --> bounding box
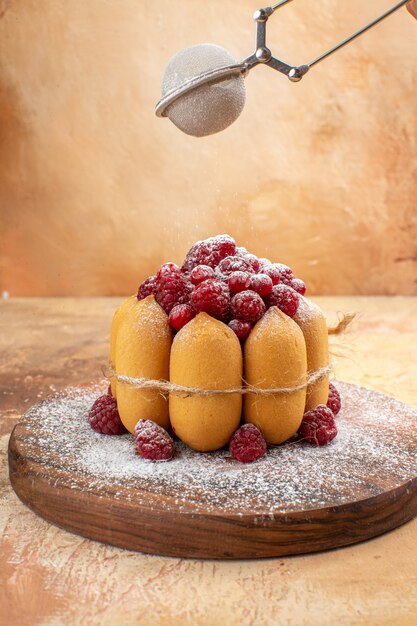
[7,382,417,559]
[1,297,417,625]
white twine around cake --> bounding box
[104,364,333,398]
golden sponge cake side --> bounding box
[115,295,172,433]
[109,295,137,398]
[243,307,307,444]
[169,313,243,452]
[293,296,329,411]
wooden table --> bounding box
[1,297,417,626]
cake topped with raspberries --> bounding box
[89,234,341,463]
[138,234,304,336]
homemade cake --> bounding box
[107,234,334,456]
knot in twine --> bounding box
[104,364,333,399]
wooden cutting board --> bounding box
[8,381,417,559]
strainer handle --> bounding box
[246,0,409,81]
[307,0,408,70]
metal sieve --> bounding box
[155,0,408,137]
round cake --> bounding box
[108,234,333,454]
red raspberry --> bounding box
[298,404,337,446]
[267,284,299,318]
[236,248,261,273]
[134,419,174,461]
[274,263,294,285]
[107,384,112,395]
[191,279,230,320]
[190,265,215,285]
[88,395,126,435]
[208,234,237,267]
[290,278,306,295]
[137,275,157,300]
[229,424,267,463]
[258,257,272,270]
[249,273,273,297]
[228,319,252,342]
[157,262,178,280]
[244,254,260,273]
[216,255,254,278]
[231,290,265,323]
[327,382,341,416]
[262,264,281,285]
[181,235,236,272]
[182,240,210,272]
[155,263,191,314]
[169,303,195,331]
[228,271,251,294]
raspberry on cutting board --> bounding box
[88,395,127,435]
[298,405,337,446]
[229,424,267,463]
[134,419,174,461]
[327,382,342,415]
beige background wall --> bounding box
[0,0,416,296]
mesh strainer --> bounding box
[158,44,246,137]
[155,0,408,137]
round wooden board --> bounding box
[8,381,417,559]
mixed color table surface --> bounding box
[1,297,417,626]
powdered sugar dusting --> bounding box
[17,382,417,516]
[294,295,323,324]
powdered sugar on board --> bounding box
[18,382,417,516]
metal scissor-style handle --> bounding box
[243,0,409,81]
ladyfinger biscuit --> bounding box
[169,313,242,452]
[109,295,137,398]
[115,295,172,433]
[294,296,329,411]
[243,307,307,444]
